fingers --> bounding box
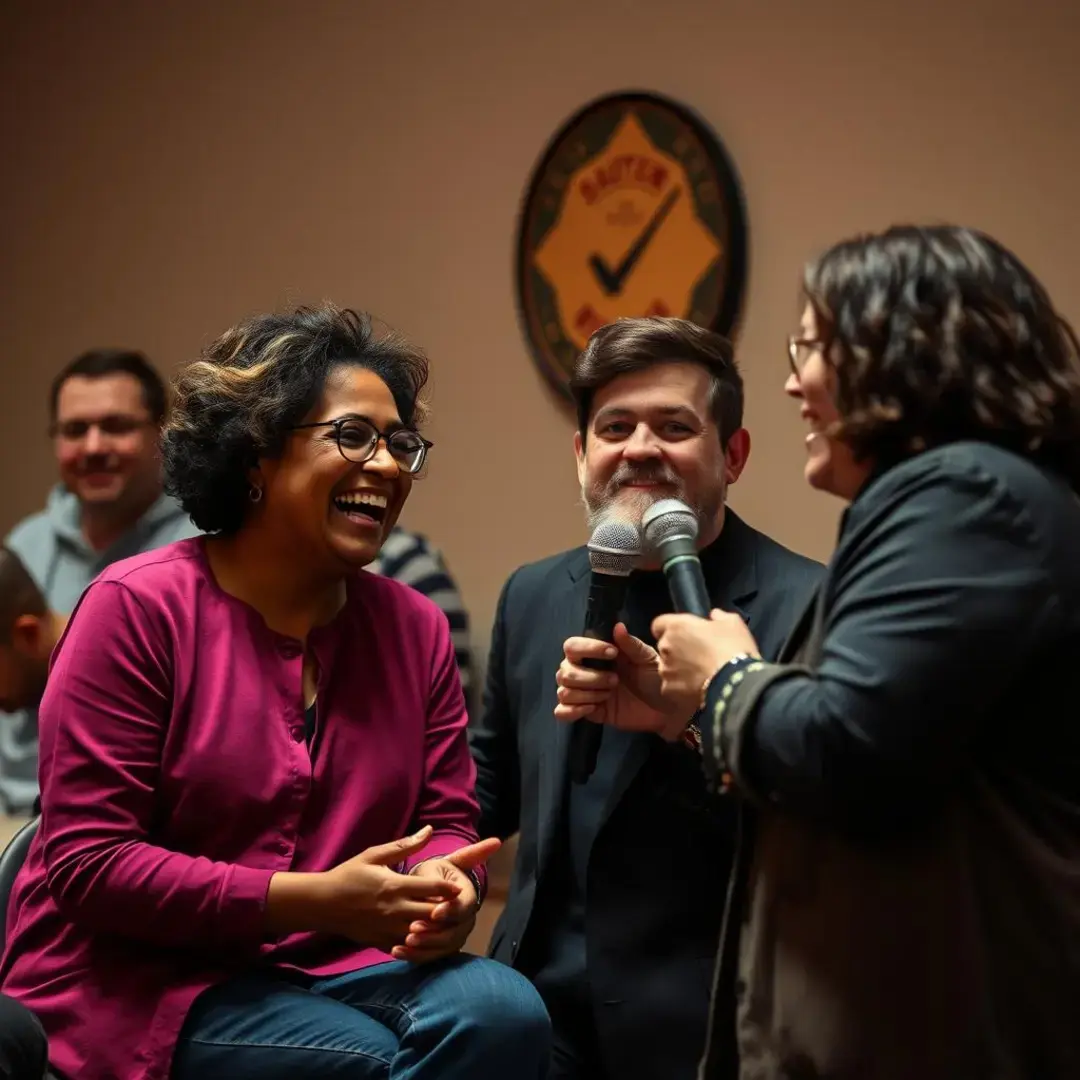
[362,825,433,866]
[554,653,617,725]
[651,612,700,642]
[390,940,452,964]
[612,622,658,663]
[391,899,450,923]
[443,836,501,873]
[557,657,618,695]
[553,701,600,723]
[562,636,618,664]
[394,873,461,901]
[391,922,470,964]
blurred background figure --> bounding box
[0,350,199,813]
[0,548,64,720]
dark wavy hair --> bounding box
[803,225,1080,487]
[162,303,429,534]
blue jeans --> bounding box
[170,955,551,1079]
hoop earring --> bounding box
[248,484,263,504]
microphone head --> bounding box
[587,516,642,577]
[642,498,699,551]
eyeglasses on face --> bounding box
[291,417,432,474]
[787,335,826,378]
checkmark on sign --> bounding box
[587,187,682,297]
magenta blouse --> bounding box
[0,537,484,1080]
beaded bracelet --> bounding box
[701,654,765,790]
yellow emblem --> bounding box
[516,92,747,395]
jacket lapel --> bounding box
[536,550,590,872]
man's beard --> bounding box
[581,463,722,538]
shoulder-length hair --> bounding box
[804,225,1080,487]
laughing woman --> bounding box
[0,304,551,1080]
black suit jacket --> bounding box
[471,510,823,1080]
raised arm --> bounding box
[715,461,1059,834]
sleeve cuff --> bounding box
[401,834,489,898]
[220,864,277,943]
[705,660,809,801]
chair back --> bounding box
[0,816,39,954]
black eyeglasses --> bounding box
[292,417,432,474]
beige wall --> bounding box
[2,0,1079,660]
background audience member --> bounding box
[0,548,64,721]
[0,349,198,812]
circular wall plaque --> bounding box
[515,90,748,397]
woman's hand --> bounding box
[651,609,762,711]
[391,836,502,964]
[266,826,462,952]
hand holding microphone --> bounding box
[643,499,761,712]
[556,507,711,754]
[562,515,640,783]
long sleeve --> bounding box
[713,456,1061,834]
[37,580,274,947]
[468,571,522,841]
[400,606,485,890]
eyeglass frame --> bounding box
[787,335,828,378]
[290,416,433,474]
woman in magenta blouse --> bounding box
[0,304,551,1080]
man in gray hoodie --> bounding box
[1,348,199,812]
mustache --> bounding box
[76,454,122,474]
[607,463,681,490]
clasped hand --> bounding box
[554,613,761,739]
[323,825,500,964]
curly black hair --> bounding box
[162,303,429,534]
[803,225,1080,488]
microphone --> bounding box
[569,515,642,784]
[641,499,711,618]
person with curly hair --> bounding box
[580,226,1080,1079]
[0,303,551,1080]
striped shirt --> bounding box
[366,527,474,708]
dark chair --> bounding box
[0,816,39,957]
[0,817,57,1079]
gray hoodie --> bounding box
[0,484,200,811]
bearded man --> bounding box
[470,318,823,1080]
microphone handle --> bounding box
[662,554,711,617]
[568,653,613,783]
[569,574,627,784]
[658,531,711,617]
